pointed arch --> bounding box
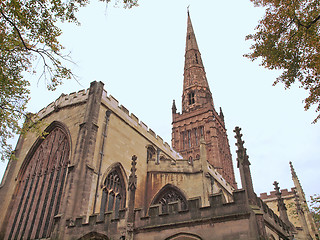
[165,232,202,240]
[146,145,156,162]
[151,184,188,213]
[100,163,127,217]
[78,231,109,240]
[17,121,71,181]
[5,121,71,240]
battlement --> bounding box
[256,196,291,234]
[33,86,181,161]
[57,191,248,235]
[260,187,296,201]
[37,89,89,120]
[101,89,182,160]
[54,190,290,239]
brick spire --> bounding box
[171,12,237,189]
[182,11,213,113]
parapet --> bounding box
[54,190,290,239]
[33,85,181,161]
[101,89,182,160]
[260,187,296,201]
[37,89,89,120]
[256,196,291,234]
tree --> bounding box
[310,194,320,232]
[0,0,138,161]
[245,0,320,123]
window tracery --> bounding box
[153,186,187,213]
[100,168,125,217]
[6,126,69,240]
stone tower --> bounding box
[171,12,237,188]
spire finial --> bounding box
[274,181,295,231]
[172,100,177,114]
[234,127,250,167]
[273,181,287,211]
[290,161,306,198]
[234,126,256,204]
[290,161,297,178]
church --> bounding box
[0,12,318,240]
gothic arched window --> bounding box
[100,168,126,216]
[152,185,187,213]
[6,125,70,240]
[147,145,156,162]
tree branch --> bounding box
[306,14,320,29]
[0,8,31,51]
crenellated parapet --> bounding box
[256,196,292,235]
[37,89,89,120]
[260,188,296,201]
[34,87,181,162]
[53,209,128,240]
[54,190,291,239]
[100,89,182,160]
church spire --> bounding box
[182,11,213,113]
[290,161,306,200]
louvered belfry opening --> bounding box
[100,168,126,217]
[6,126,70,240]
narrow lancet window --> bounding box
[200,126,204,138]
[188,92,195,105]
[194,128,198,146]
[188,130,191,148]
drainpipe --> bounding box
[93,110,111,214]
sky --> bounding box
[1,0,320,202]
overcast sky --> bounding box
[1,0,319,202]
